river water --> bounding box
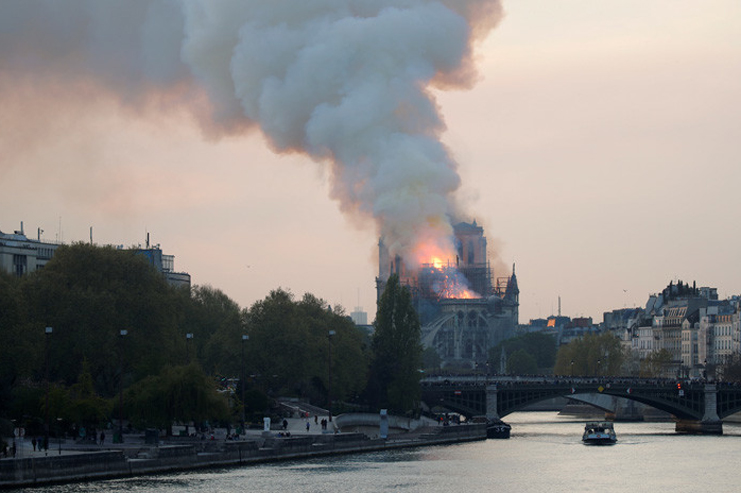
[14,412,741,493]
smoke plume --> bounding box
[0,0,503,266]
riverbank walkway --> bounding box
[1,416,486,488]
[4,414,343,459]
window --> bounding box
[12,254,27,277]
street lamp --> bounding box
[241,334,249,431]
[118,329,128,444]
[570,359,574,377]
[328,330,336,423]
[44,326,53,455]
[597,358,601,377]
[186,333,194,363]
[56,418,62,455]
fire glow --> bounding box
[419,255,480,300]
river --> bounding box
[12,412,741,493]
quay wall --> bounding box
[0,424,486,489]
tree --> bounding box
[367,274,422,415]
[716,354,741,382]
[489,332,557,374]
[125,363,230,435]
[554,332,625,376]
[0,241,373,431]
[183,285,246,376]
[0,270,37,416]
[422,347,442,371]
[639,349,673,378]
[244,289,368,406]
[20,243,183,395]
[507,349,538,375]
[65,360,110,431]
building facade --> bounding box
[0,223,59,276]
[1,222,190,288]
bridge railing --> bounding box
[420,375,710,390]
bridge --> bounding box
[420,376,741,434]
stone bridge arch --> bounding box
[420,378,731,434]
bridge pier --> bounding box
[675,384,723,435]
[485,384,499,421]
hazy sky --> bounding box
[2,1,740,322]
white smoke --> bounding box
[0,0,503,266]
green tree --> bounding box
[125,363,229,435]
[367,274,422,415]
[554,332,625,376]
[0,241,373,430]
[490,332,557,374]
[507,349,538,375]
[0,270,38,415]
[65,361,110,430]
[422,346,442,371]
[245,290,368,406]
[20,243,183,395]
[182,285,246,375]
[639,349,673,378]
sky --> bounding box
[2,1,740,322]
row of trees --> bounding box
[486,329,741,381]
[489,332,558,375]
[0,244,424,439]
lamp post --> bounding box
[10,419,16,459]
[597,358,601,377]
[56,418,62,455]
[44,326,53,455]
[703,358,708,380]
[118,329,128,444]
[186,333,194,363]
[241,334,249,431]
[328,330,336,423]
[570,359,574,377]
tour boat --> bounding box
[582,421,617,445]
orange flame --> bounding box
[414,242,480,300]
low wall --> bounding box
[334,413,435,431]
[0,425,485,488]
[0,451,126,486]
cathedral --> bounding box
[376,221,519,369]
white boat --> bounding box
[582,421,617,445]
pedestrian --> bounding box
[282,419,288,430]
[314,415,318,425]
[306,421,310,432]
[100,431,105,445]
[31,437,37,451]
